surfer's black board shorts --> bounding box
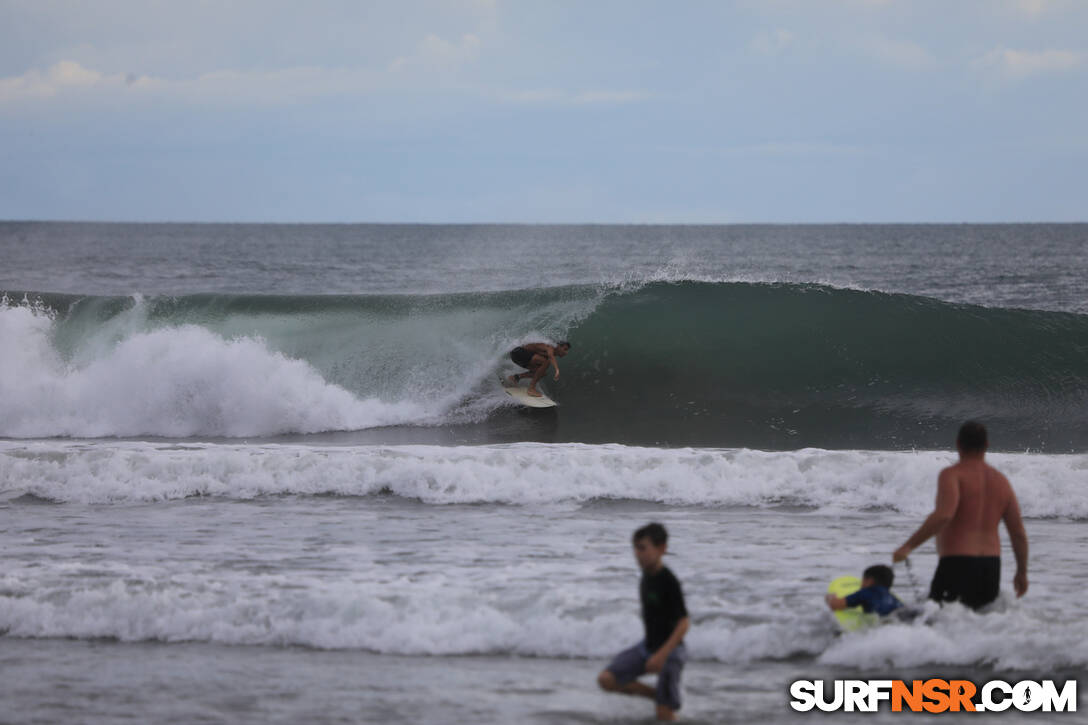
[928,555,1000,610]
[605,641,687,711]
[510,346,534,368]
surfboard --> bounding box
[500,376,557,408]
[828,575,879,632]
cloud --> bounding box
[858,34,938,71]
[973,47,1084,80]
[177,66,385,103]
[652,141,871,159]
[501,89,650,105]
[0,61,157,103]
[734,141,869,157]
[1,54,645,113]
[0,28,486,109]
[389,33,482,72]
[1012,0,1053,16]
[0,60,390,108]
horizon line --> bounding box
[3,219,1087,226]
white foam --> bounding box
[819,600,1088,670]
[0,303,429,437]
[2,441,1085,517]
[605,264,874,295]
[0,562,632,656]
[3,567,1083,669]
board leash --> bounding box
[902,558,924,602]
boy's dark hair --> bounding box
[957,420,988,453]
[558,341,572,349]
[863,564,894,588]
[633,522,668,546]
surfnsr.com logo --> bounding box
[790,679,1077,713]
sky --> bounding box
[1,0,1086,223]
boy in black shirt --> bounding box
[597,522,690,721]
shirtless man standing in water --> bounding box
[893,421,1029,609]
[507,341,571,397]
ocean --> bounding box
[1,222,1086,723]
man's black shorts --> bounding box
[510,346,535,368]
[929,555,1000,610]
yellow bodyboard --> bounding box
[828,575,879,632]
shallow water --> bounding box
[2,490,1085,723]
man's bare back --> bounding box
[934,459,1016,557]
[894,421,1028,607]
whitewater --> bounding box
[2,222,1087,724]
[3,441,1088,516]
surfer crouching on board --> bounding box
[507,341,571,397]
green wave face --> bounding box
[554,282,1088,450]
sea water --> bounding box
[1,223,1087,724]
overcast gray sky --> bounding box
[1,0,1085,223]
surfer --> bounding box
[507,341,571,398]
[892,420,1029,610]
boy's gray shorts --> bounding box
[604,640,687,711]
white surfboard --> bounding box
[500,376,557,408]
